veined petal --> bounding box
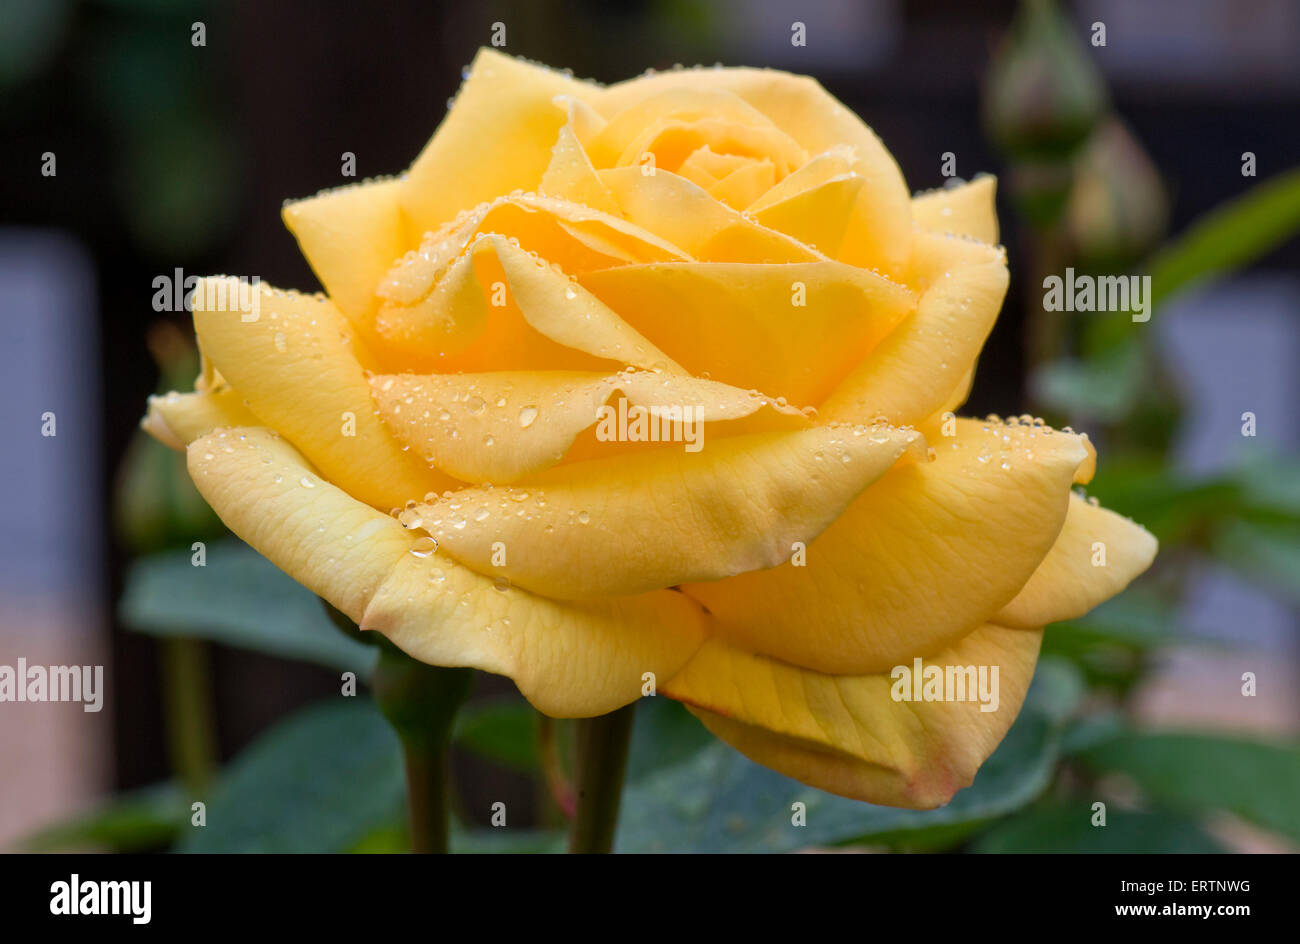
[402,48,603,236]
[411,423,925,600]
[662,622,1042,808]
[190,277,453,509]
[912,176,999,244]
[579,260,915,405]
[369,369,809,484]
[996,492,1157,628]
[683,418,1089,674]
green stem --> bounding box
[569,701,636,854]
[370,642,474,854]
[160,636,217,795]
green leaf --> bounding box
[120,540,378,676]
[1083,166,1300,357]
[1211,519,1300,605]
[180,699,405,853]
[627,697,714,781]
[1146,166,1300,311]
[453,696,538,771]
[972,803,1226,853]
[1031,343,1144,423]
[1076,731,1300,843]
[616,659,1083,853]
[18,782,187,852]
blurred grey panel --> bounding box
[1158,275,1299,652]
[1079,0,1300,89]
[0,228,100,607]
[1158,275,1299,474]
[711,0,899,69]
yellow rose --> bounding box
[143,49,1156,808]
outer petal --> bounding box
[579,260,915,405]
[996,492,1158,628]
[911,176,999,244]
[191,277,454,509]
[413,424,925,600]
[402,48,602,235]
[662,623,1043,808]
[282,177,407,326]
[683,418,1089,674]
[143,387,260,450]
[369,369,809,483]
[186,426,709,718]
[186,428,413,621]
[818,237,1008,425]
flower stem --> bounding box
[569,701,637,854]
[370,641,474,854]
[159,636,217,795]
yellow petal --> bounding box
[598,66,912,275]
[996,492,1158,628]
[751,173,865,260]
[282,177,408,326]
[402,48,602,235]
[587,86,797,168]
[663,623,1042,808]
[580,260,915,405]
[819,240,1008,425]
[745,146,855,212]
[377,232,685,374]
[190,277,453,509]
[186,426,708,718]
[540,118,622,217]
[364,546,710,717]
[912,176,999,244]
[677,146,751,186]
[683,418,1089,674]
[143,386,260,450]
[598,167,819,263]
[706,159,776,209]
[412,424,925,600]
[186,427,413,621]
[370,369,809,483]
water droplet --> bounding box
[577,511,591,525]
[300,476,316,488]
[273,332,287,353]
[518,405,539,428]
[410,537,438,558]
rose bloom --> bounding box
[144,50,1155,808]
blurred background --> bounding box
[1,0,1297,852]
